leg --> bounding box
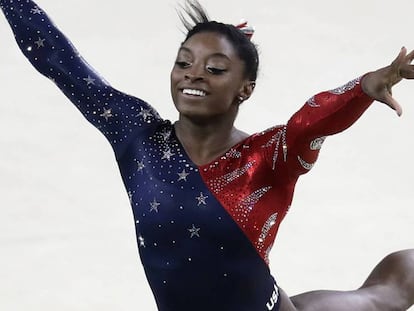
[279,288,379,311]
[360,249,414,310]
[278,249,414,311]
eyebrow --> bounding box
[178,46,231,61]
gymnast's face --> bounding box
[170,31,251,121]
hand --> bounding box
[361,47,414,116]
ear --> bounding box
[237,81,256,103]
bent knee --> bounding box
[278,287,298,311]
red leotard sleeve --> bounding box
[285,76,374,177]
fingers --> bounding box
[391,47,414,70]
[391,47,407,70]
[373,46,413,117]
[384,91,403,117]
[388,47,414,84]
[397,47,414,79]
[406,49,414,63]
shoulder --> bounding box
[249,125,287,146]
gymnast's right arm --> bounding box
[0,0,162,157]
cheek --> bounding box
[218,79,242,101]
[170,70,176,85]
[170,67,182,85]
[170,71,179,93]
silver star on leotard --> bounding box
[188,224,201,238]
[160,129,171,142]
[30,7,43,14]
[177,169,190,181]
[162,149,175,161]
[128,191,133,205]
[149,199,160,213]
[137,108,153,121]
[100,108,113,121]
[83,75,96,85]
[138,235,146,247]
[136,160,145,172]
[196,192,208,206]
[34,37,45,48]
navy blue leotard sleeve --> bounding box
[0,0,162,158]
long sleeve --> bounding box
[0,0,162,158]
[284,76,374,177]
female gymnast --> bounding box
[1,0,413,310]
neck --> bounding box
[174,115,249,166]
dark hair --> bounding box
[178,0,259,81]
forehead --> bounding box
[179,32,239,59]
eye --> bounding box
[175,61,191,68]
[206,65,227,75]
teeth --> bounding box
[182,89,206,97]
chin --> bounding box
[178,109,215,123]
[175,101,205,117]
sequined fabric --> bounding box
[1,1,373,310]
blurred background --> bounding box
[0,0,413,309]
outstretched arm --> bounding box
[282,48,414,177]
[0,0,162,158]
[281,75,373,176]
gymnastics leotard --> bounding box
[0,1,374,310]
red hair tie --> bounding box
[235,19,254,40]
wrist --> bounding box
[360,72,377,99]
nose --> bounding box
[184,65,204,82]
[184,73,204,82]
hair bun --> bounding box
[235,19,254,40]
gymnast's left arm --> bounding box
[0,0,162,158]
[282,47,414,177]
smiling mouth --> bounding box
[182,89,207,97]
